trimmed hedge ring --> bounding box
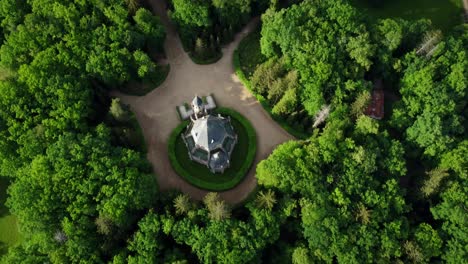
[168,107,257,191]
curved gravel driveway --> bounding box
[114,0,294,204]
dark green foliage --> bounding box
[257,113,412,262]
[170,0,255,63]
[6,125,156,261]
[0,0,466,262]
[162,194,290,264]
[0,0,166,261]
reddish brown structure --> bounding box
[365,80,385,120]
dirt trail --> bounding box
[114,1,294,204]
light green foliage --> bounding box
[391,36,466,157]
[110,98,130,122]
[375,19,403,52]
[350,90,371,118]
[133,8,166,50]
[250,58,286,95]
[420,168,449,197]
[0,0,164,84]
[126,211,164,263]
[133,50,156,79]
[355,115,379,135]
[355,203,372,225]
[346,32,375,70]
[255,189,277,210]
[95,215,113,236]
[203,192,220,209]
[261,0,373,115]
[171,0,212,27]
[271,88,298,116]
[403,241,423,263]
[268,70,299,104]
[174,194,192,215]
[207,200,231,221]
[292,246,312,264]
[430,141,468,263]
[203,193,231,221]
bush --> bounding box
[168,108,256,191]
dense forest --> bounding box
[0,0,466,263]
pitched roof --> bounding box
[189,115,235,152]
[192,96,203,108]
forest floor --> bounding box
[113,0,293,203]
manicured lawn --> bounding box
[350,0,463,32]
[237,29,266,78]
[0,177,21,256]
[169,108,257,191]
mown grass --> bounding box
[237,30,266,78]
[169,108,257,191]
[350,0,463,32]
[0,177,21,256]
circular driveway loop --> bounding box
[114,0,294,204]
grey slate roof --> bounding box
[209,151,229,171]
[183,113,237,173]
[190,115,233,152]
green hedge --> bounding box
[168,108,257,191]
[233,49,309,139]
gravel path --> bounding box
[113,0,293,204]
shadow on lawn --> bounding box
[0,177,10,217]
[0,241,7,256]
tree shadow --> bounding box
[0,241,8,256]
[0,177,11,217]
